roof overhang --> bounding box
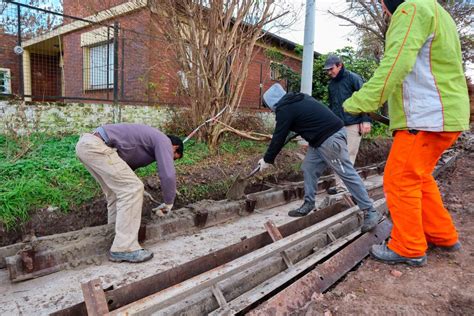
[22,0,147,49]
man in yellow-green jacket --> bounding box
[343,0,470,266]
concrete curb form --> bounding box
[1,164,385,282]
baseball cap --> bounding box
[323,55,342,70]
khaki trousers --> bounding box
[76,133,144,252]
[334,124,362,187]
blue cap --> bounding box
[323,55,342,70]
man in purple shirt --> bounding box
[76,123,183,263]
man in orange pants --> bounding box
[342,0,470,266]
[383,131,460,263]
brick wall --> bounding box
[62,10,156,103]
[59,4,302,108]
[63,0,130,18]
[0,32,20,95]
[241,45,302,109]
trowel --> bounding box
[226,133,300,200]
[226,164,260,200]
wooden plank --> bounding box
[249,219,392,315]
[211,284,227,308]
[264,221,293,268]
[54,203,349,316]
[210,228,362,315]
[343,193,356,207]
[109,202,374,316]
[81,279,109,316]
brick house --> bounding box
[0,31,20,96]
[20,0,307,108]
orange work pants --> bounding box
[384,130,460,258]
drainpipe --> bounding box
[300,0,315,95]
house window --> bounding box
[270,62,281,81]
[84,42,114,90]
[0,68,11,94]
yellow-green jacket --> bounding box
[343,0,470,132]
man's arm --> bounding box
[344,2,432,115]
[154,142,177,205]
[263,111,292,164]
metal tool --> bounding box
[226,134,299,200]
[226,165,261,200]
[368,112,390,125]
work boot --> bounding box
[361,207,382,232]
[370,244,427,267]
[109,249,154,263]
[326,186,347,195]
[288,201,315,217]
[428,241,462,252]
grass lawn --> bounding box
[0,133,269,229]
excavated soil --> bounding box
[0,138,392,247]
[300,132,474,316]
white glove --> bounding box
[153,203,173,217]
[258,158,271,172]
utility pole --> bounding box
[300,0,316,95]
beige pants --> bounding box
[335,124,362,188]
[76,133,144,252]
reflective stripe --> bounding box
[402,34,444,131]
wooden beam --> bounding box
[81,279,109,316]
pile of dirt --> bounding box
[300,131,474,315]
[0,138,392,247]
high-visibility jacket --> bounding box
[343,0,469,132]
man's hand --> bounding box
[258,158,272,172]
[359,122,372,135]
[153,203,173,217]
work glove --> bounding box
[153,203,173,217]
[258,158,271,172]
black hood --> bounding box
[384,0,404,14]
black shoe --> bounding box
[361,208,382,232]
[288,201,315,217]
[326,186,346,195]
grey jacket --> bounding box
[102,123,176,205]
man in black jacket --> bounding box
[324,55,371,194]
[258,83,381,232]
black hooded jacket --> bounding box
[263,93,344,164]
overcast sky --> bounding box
[274,0,358,54]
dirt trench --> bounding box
[298,131,474,316]
[0,138,392,247]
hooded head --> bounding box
[262,83,286,112]
[382,0,404,15]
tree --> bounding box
[328,0,388,61]
[0,0,63,38]
[440,0,474,64]
[328,1,473,65]
[147,0,299,152]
